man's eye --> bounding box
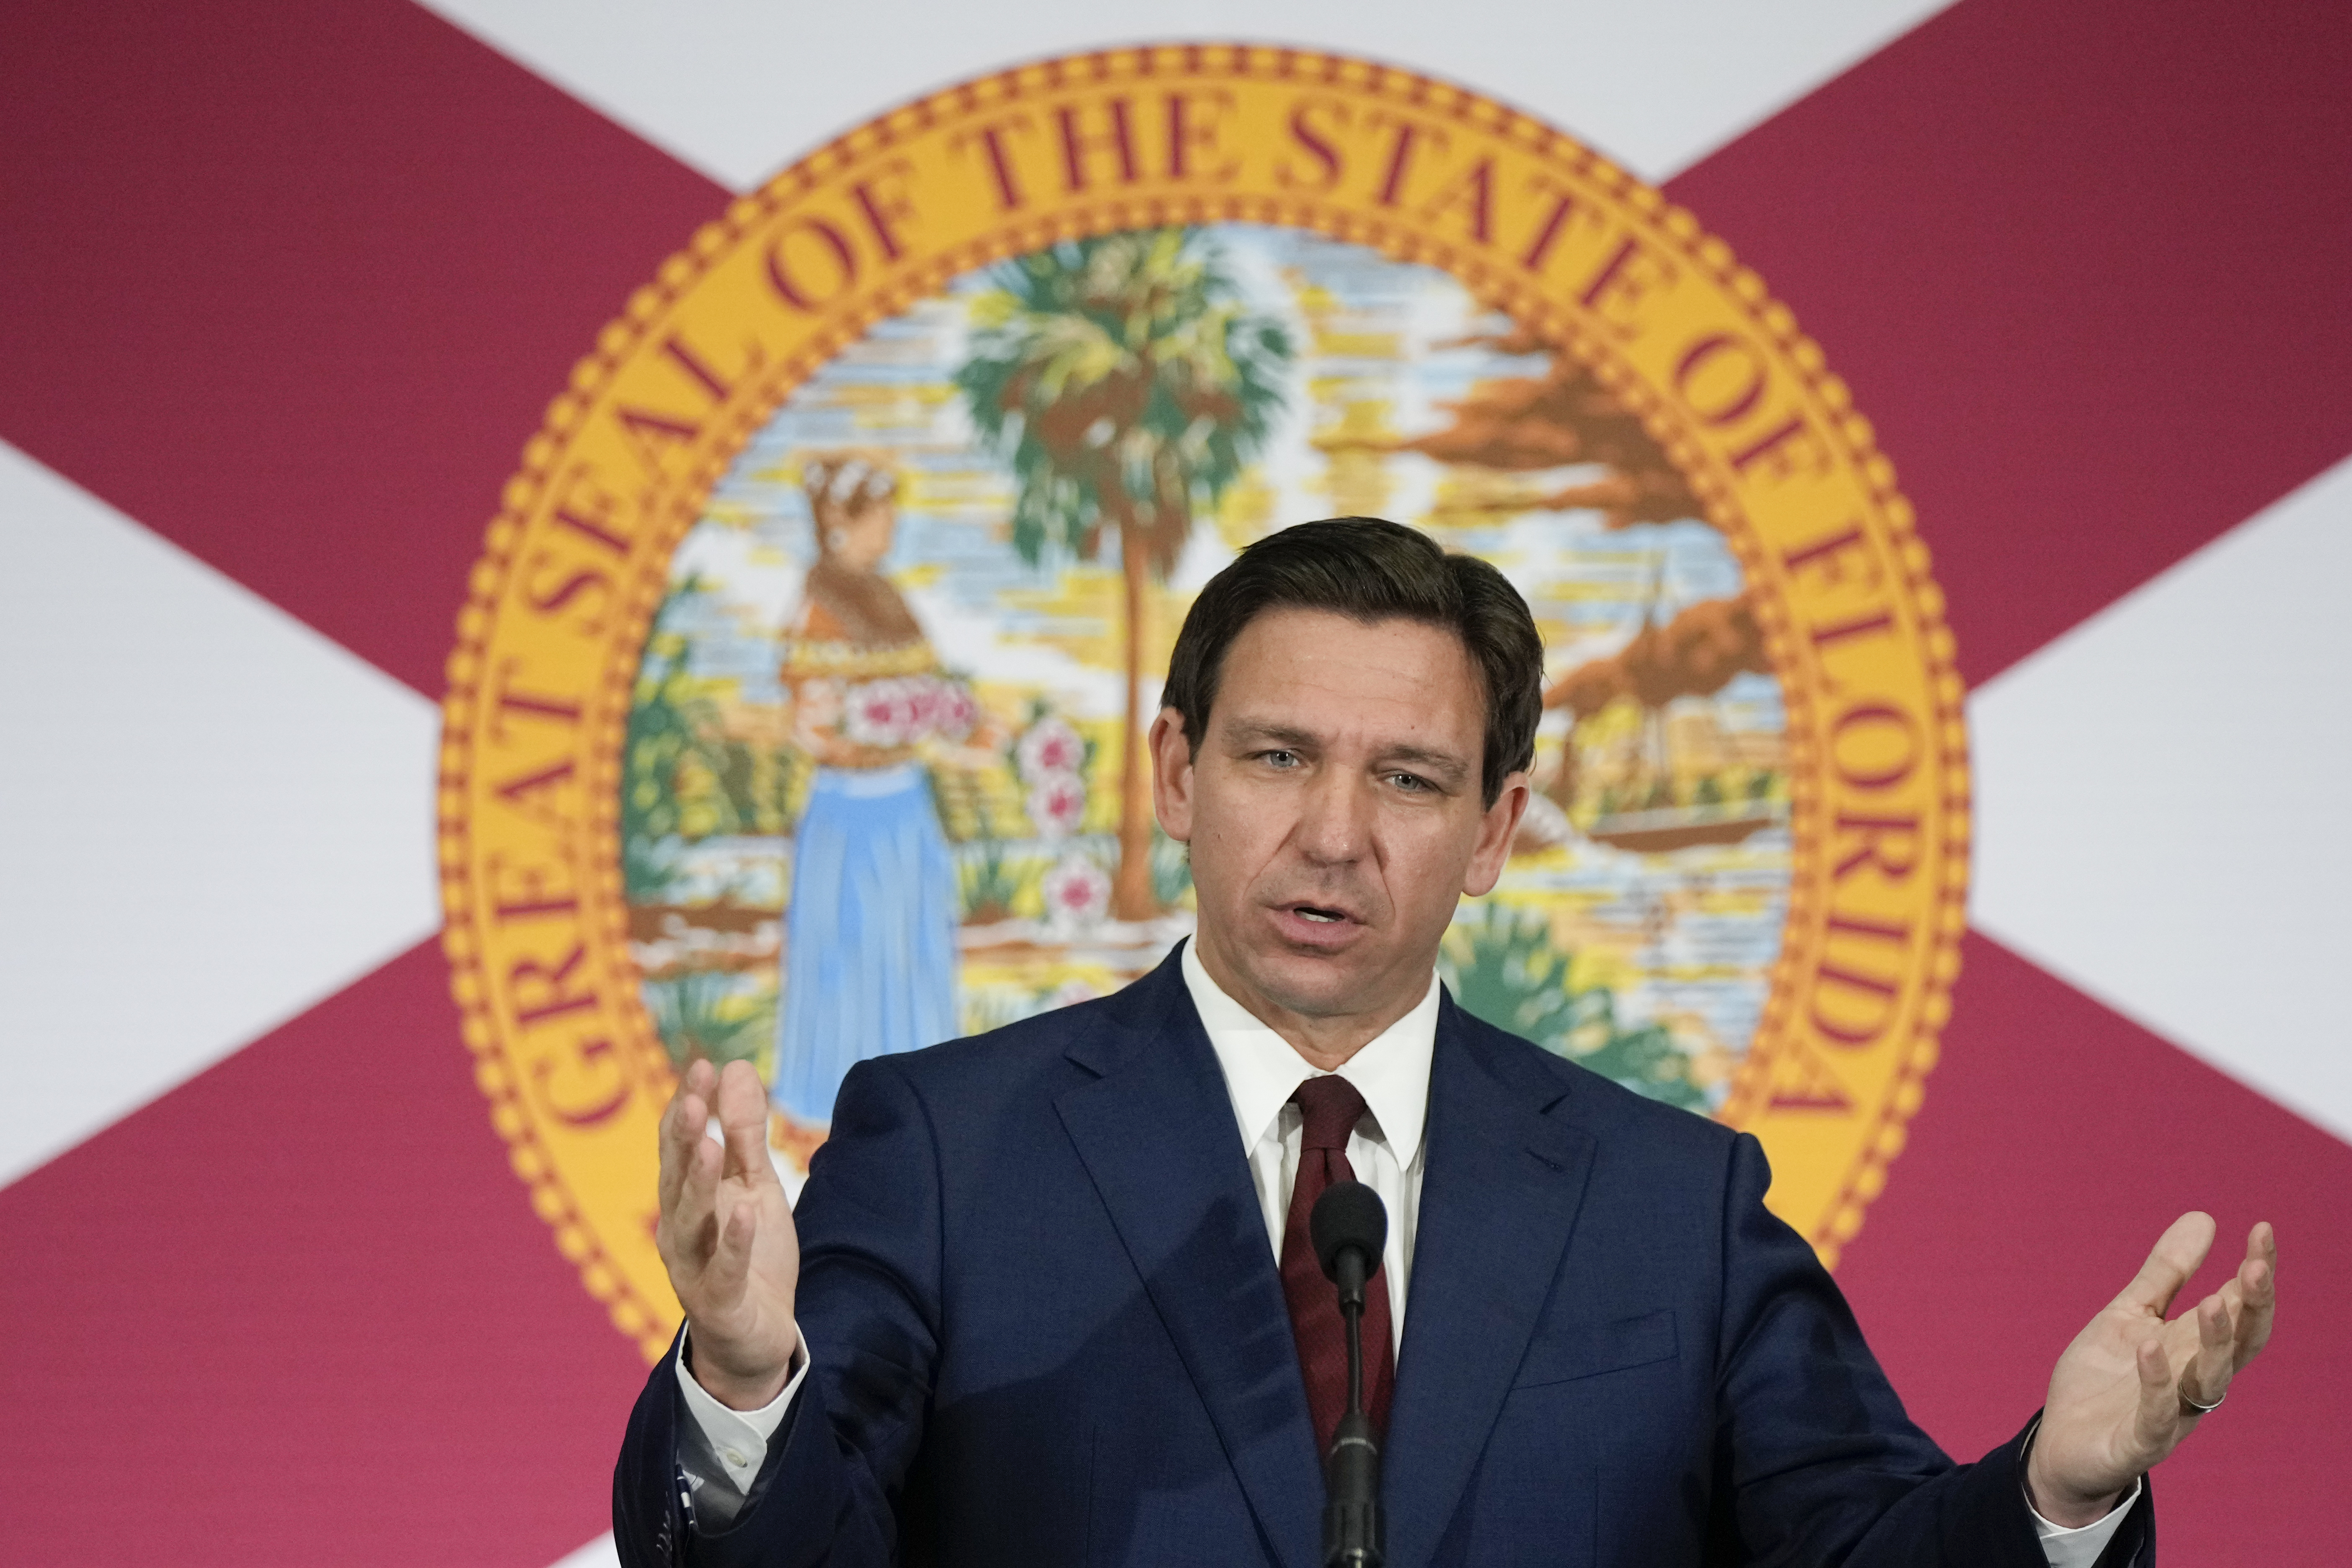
[1390,773,1430,792]
[1263,750,1299,769]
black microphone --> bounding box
[1309,1180,1387,1568]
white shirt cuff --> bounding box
[2030,1475,2141,1568]
[673,1325,809,1494]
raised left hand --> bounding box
[2027,1213,2277,1526]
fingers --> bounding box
[664,1128,725,1292]
[706,1188,758,1302]
[714,1060,777,1187]
[2130,1336,2178,1459]
[2113,1210,2217,1316]
[659,1061,725,1267]
[656,1058,717,1219]
[2182,1292,2234,1410]
[2233,1221,2277,1367]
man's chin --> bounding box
[1236,947,1395,1021]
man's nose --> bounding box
[1292,769,1369,864]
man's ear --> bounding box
[1149,708,1195,843]
[1462,772,1530,897]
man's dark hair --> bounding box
[1162,518,1543,806]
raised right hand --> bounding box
[656,1057,802,1409]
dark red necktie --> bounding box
[1280,1074,1395,1455]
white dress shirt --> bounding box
[1181,939,1433,1349]
[675,947,2134,1563]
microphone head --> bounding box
[1309,1180,1388,1284]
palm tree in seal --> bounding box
[957,228,1292,922]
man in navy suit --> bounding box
[617,519,2277,1566]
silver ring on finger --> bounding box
[2179,1385,2225,1415]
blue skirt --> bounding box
[772,764,959,1124]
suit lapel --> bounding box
[1055,953,1323,1568]
[1382,996,1597,1568]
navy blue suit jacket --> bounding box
[616,947,2153,1566]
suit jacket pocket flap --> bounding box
[1511,1310,1678,1389]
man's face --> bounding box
[1151,608,1528,1043]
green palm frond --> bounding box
[1441,903,1705,1112]
[956,228,1292,574]
[643,970,775,1069]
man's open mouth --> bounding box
[1292,904,1349,924]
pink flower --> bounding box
[834,673,981,748]
[1026,770,1086,839]
[934,683,978,740]
[1016,717,1085,781]
[843,677,916,746]
[910,676,977,741]
[905,682,941,730]
[1039,854,1111,928]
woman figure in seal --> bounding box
[769,453,983,1163]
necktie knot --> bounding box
[1291,1073,1370,1153]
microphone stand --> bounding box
[1323,1240,1384,1568]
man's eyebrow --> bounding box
[1223,720,1321,750]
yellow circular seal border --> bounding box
[438,44,1968,1361]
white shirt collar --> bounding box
[1180,939,1438,1166]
